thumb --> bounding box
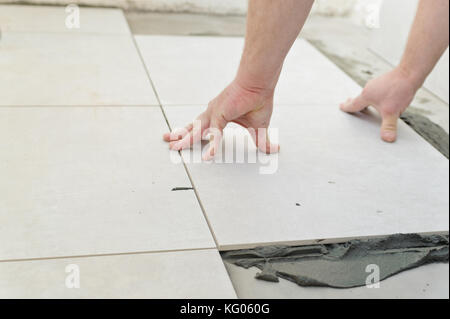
[380,113,398,143]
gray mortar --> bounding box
[222,234,449,288]
[400,111,449,158]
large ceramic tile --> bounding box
[0,4,130,34]
[224,261,449,299]
[0,249,236,298]
[0,32,157,106]
[0,107,215,260]
[164,105,449,249]
[135,35,361,105]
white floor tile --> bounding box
[0,4,130,34]
[164,105,449,249]
[224,261,449,299]
[0,107,215,260]
[0,33,157,106]
[135,35,362,105]
[0,249,236,298]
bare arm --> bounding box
[237,0,314,92]
[400,0,450,90]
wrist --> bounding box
[395,64,425,92]
[233,73,277,99]
[234,59,282,95]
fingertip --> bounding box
[270,143,280,154]
[340,99,352,112]
[341,95,369,113]
[381,131,397,143]
[163,132,171,142]
[259,143,280,154]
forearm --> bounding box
[235,0,314,92]
[398,0,449,90]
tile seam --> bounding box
[129,33,221,249]
[0,247,217,264]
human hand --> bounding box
[340,68,418,142]
[163,80,280,160]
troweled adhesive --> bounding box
[222,233,449,288]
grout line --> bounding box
[0,247,217,264]
[120,8,134,38]
[220,259,241,299]
[127,27,236,294]
[129,31,221,249]
[179,155,221,248]
[219,262,242,299]
[130,35,165,117]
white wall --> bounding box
[370,0,449,103]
